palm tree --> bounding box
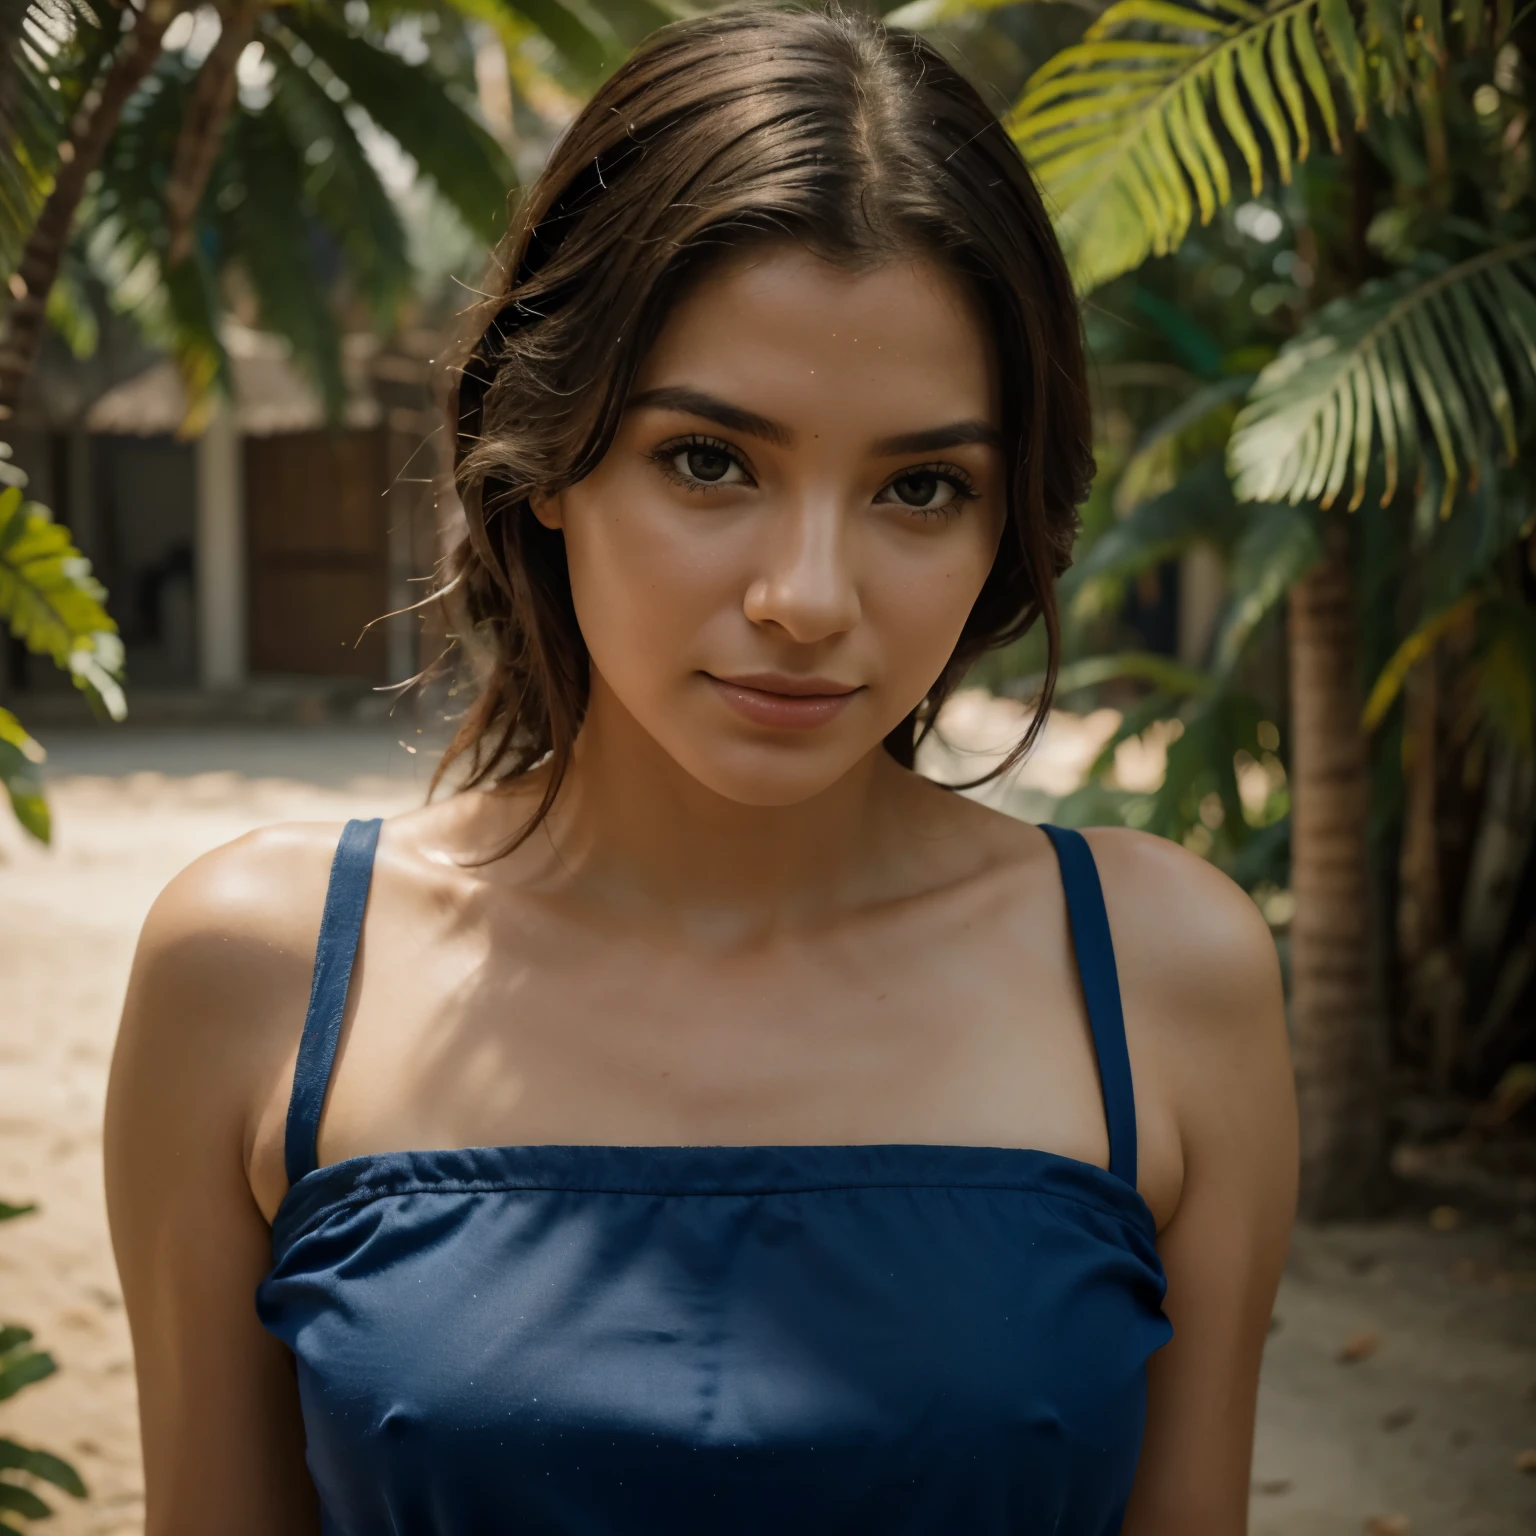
[907,0,1536,1214]
[0,0,664,420]
[1,0,184,418]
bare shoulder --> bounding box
[106,823,353,1533]
[111,821,352,1136]
[1079,826,1295,1237]
[1078,825,1283,1044]
[132,821,347,1004]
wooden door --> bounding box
[245,429,390,679]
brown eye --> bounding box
[878,470,966,511]
[682,446,734,482]
[894,472,943,507]
[664,440,748,486]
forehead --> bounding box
[632,243,1000,434]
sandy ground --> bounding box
[1,721,1534,1535]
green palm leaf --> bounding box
[217,104,349,418]
[1009,0,1350,292]
[1050,649,1217,696]
[477,0,618,80]
[0,1,112,275]
[1228,240,1536,518]
[1067,458,1238,619]
[0,704,47,842]
[0,1439,86,1500]
[0,3,59,275]
[0,1325,52,1403]
[0,482,125,722]
[1144,687,1268,844]
[1113,374,1252,514]
[265,36,413,325]
[1361,589,1482,728]
[88,59,230,421]
[279,12,516,240]
[1208,500,1320,669]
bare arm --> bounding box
[104,828,339,1535]
[1090,830,1298,1535]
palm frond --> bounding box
[0,1436,87,1501]
[1010,0,1353,291]
[265,35,413,326]
[1006,0,1494,292]
[0,16,53,274]
[1208,499,1320,670]
[0,702,48,841]
[0,481,125,723]
[1053,678,1280,865]
[1361,589,1482,729]
[1144,687,1269,846]
[472,0,619,79]
[1113,374,1251,513]
[43,253,97,357]
[87,57,229,421]
[0,1,86,273]
[277,11,516,242]
[1068,457,1238,617]
[1050,649,1217,696]
[1227,240,1536,518]
[218,103,348,418]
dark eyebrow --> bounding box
[627,387,792,447]
[627,388,1001,458]
[873,421,1004,456]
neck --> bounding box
[524,678,906,944]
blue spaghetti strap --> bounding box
[284,818,383,1187]
[1038,825,1138,1190]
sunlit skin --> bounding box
[537,246,1007,815]
[105,244,1297,1536]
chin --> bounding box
[668,740,872,809]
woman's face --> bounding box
[535,242,1007,807]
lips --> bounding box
[704,673,862,731]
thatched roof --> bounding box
[82,326,384,436]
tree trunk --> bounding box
[1288,516,1387,1217]
[0,0,180,421]
[164,0,261,267]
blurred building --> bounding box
[2,324,443,709]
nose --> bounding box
[742,497,862,643]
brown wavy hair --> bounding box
[438,2,1093,838]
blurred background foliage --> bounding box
[912,0,1536,1215]
[1,0,1534,1232]
[0,1202,87,1532]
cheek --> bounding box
[558,482,723,682]
[866,517,1004,680]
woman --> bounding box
[106,7,1296,1532]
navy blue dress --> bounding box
[257,820,1171,1534]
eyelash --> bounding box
[650,435,980,515]
[649,434,753,491]
[883,461,981,518]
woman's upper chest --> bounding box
[248,842,1183,1226]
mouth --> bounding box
[703,672,863,732]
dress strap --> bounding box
[284,818,383,1187]
[1038,825,1138,1189]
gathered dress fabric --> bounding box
[257,820,1172,1535]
